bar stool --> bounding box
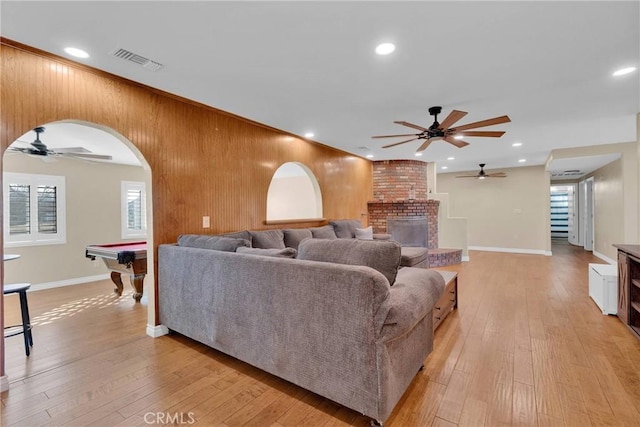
[3,283,33,356]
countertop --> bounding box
[613,244,640,259]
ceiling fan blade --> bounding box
[443,136,470,148]
[63,152,113,160]
[382,137,419,149]
[439,110,468,130]
[455,131,506,138]
[456,175,479,178]
[54,147,91,154]
[486,173,507,177]
[416,139,432,152]
[371,133,419,139]
[450,115,511,132]
[393,121,429,132]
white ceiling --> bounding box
[1,1,638,173]
[547,153,622,181]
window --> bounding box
[121,181,147,239]
[3,173,66,246]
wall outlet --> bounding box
[202,216,210,228]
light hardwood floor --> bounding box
[3,245,640,426]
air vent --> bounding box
[111,48,164,71]
[357,146,372,151]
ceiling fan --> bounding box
[8,126,113,161]
[372,106,511,152]
[456,163,507,179]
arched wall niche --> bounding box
[266,162,323,221]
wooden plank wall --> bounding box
[0,39,373,376]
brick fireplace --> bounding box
[368,160,461,266]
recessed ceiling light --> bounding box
[304,132,314,138]
[613,66,637,76]
[414,152,423,157]
[512,142,523,147]
[454,135,464,140]
[518,159,527,163]
[441,166,448,170]
[366,154,374,159]
[64,47,89,58]
[375,43,395,55]
[447,157,455,160]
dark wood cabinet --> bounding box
[614,244,640,340]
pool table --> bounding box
[85,241,147,302]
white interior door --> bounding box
[578,180,585,246]
[585,177,594,251]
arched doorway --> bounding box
[1,120,154,384]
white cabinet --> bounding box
[589,263,618,315]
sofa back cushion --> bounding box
[177,234,250,252]
[309,225,338,239]
[298,238,401,285]
[220,230,253,245]
[236,246,298,258]
[283,228,313,249]
[329,219,363,239]
[249,229,286,249]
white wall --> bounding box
[266,175,319,220]
[438,165,550,254]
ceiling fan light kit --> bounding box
[9,127,113,161]
[372,106,511,152]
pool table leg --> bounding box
[110,271,124,296]
[131,274,145,302]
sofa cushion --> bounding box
[221,230,252,245]
[298,238,401,285]
[400,246,429,268]
[355,226,374,240]
[329,219,363,238]
[249,229,286,249]
[177,234,250,252]
[236,246,298,258]
[283,228,313,250]
[309,225,338,239]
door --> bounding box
[585,177,594,251]
[578,180,586,246]
[618,251,629,325]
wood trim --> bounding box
[263,218,327,225]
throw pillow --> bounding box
[283,228,313,250]
[297,238,402,286]
[177,234,250,252]
[309,225,338,239]
[236,246,297,258]
[329,219,362,239]
[355,226,374,240]
[248,229,286,249]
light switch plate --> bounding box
[202,216,210,228]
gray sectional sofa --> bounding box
[158,221,444,424]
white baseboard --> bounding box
[462,255,470,262]
[27,274,111,292]
[0,375,9,392]
[146,324,169,338]
[593,251,616,265]
[468,246,552,256]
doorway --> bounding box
[2,120,153,383]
